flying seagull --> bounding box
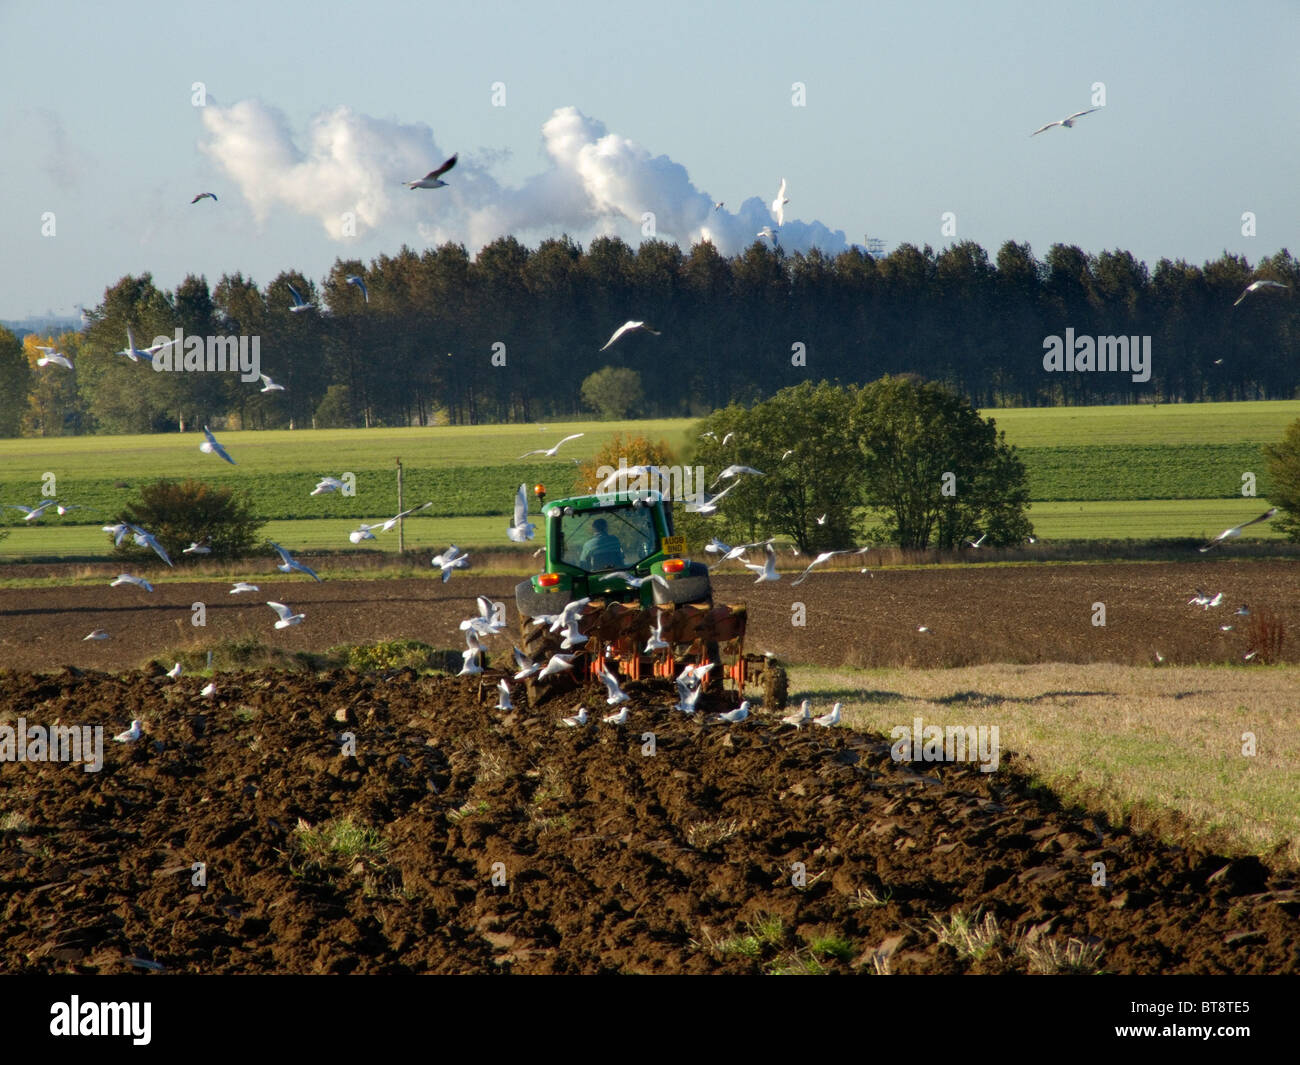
[271,543,322,581]
[1233,279,1289,307]
[713,201,724,210]
[519,433,584,459]
[743,542,781,583]
[259,374,285,393]
[200,425,236,465]
[286,284,311,313]
[1031,107,1100,136]
[117,326,178,364]
[685,481,739,515]
[311,477,346,496]
[267,601,305,629]
[599,320,660,351]
[111,573,154,592]
[182,537,212,555]
[190,192,218,204]
[8,501,58,522]
[349,501,434,543]
[508,483,537,542]
[495,679,514,711]
[230,581,259,594]
[597,669,631,707]
[709,464,764,490]
[432,544,470,582]
[537,653,576,679]
[791,550,851,585]
[35,347,73,369]
[403,153,458,189]
[131,525,173,567]
[83,629,110,641]
[1200,507,1278,552]
[771,178,789,227]
[345,275,369,303]
[757,226,778,243]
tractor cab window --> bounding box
[560,506,659,572]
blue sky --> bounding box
[2,0,1297,319]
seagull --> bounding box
[918,625,931,633]
[1235,605,1251,617]
[508,483,536,542]
[816,513,827,526]
[597,669,630,706]
[714,701,750,725]
[537,653,576,679]
[286,284,312,313]
[560,707,589,727]
[743,543,781,583]
[520,433,585,459]
[599,321,660,352]
[602,706,630,726]
[495,679,514,711]
[685,481,739,515]
[1200,507,1277,552]
[560,621,589,650]
[259,374,285,393]
[83,629,110,641]
[345,275,369,303]
[431,544,470,582]
[271,543,322,582]
[230,581,259,594]
[757,226,778,243]
[267,601,305,629]
[602,571,669,591]
[713,201,724,210]
[183,537,212,555]
[644,613,669,653]
[403,153,458,189]
[1233,279,1289,307]
[200,682,216,698]
[165,663,182,679]
[200,425,236,465]
[791,550,850,585]
[132,526,173,567]
[113,720,143,743]
[705,537,732,556]
[1188,591,1224,610]
[190,192,218,204]
[512,648,541,680]
[102,522,132,546]
[53,503,85,516]
[780,449,794,461]
[813,702,842,728]
[721,432,735,447]
[771,178,789,227]
[117,326,177,364]
[35,347,73,369]
[111,573,153,592]
[966,533,987,548]
[457,647,483,676]
[1030,107,1099,136]
[708,537,774,569]
[709,464,765,490]
[312,477,346,496]
[8,501,58,522]
[350,502,433,544]
[1153,650,1165,665]
[673,679,703,715]
[596,464,661,492]
[781,700,811,729]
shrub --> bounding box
[114,478,265,562]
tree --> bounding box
[690,381,862,552]
[573,431,677,500]
[580,366,644,420]
[1264,419,1300,542]
[0,326,33,437]
[114,479,265,562]
[850,376,1032,549]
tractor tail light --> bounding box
[538,573,560,587]
[662,559,686,574]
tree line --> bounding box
[4,236,1297,437]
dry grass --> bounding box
[792,662,1300,865]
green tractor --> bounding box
[514,484,787,708]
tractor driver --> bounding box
[578,517,625,570]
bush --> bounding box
[580,366,644,420]
[114,478,266,562]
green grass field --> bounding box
[0,402,1295,557]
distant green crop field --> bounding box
[982,400,1300,447]
[1019,444,1269,501]
[1024,499,1287,542]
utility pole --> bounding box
[396,457,405,554]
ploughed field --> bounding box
[0,560,1295,673]
[1,667,1296,975]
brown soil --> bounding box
[1,667,1296,975]
[0,558,1293,673]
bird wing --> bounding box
[1065,108,1098,121]
[557,433,584,447]
[428,153,458,179]
[513,483,528,526]
[267,601,294,620]
[518,448,545,459]
[295,561,322,582]
[1029,121,1058,136]
[600,322,634,351]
